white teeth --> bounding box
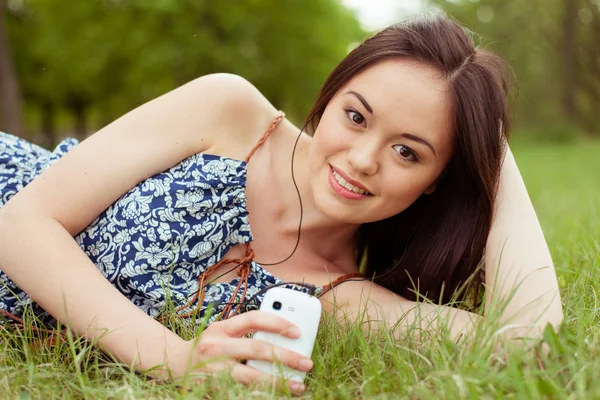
[332,170,369,195]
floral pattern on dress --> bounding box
[0,131,310,328]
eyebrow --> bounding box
[345,91,373,115]
[344,90,438,157]
[401,133,437,157]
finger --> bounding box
[220,310,301,338]
[184,360,233,385]
[230,363,306,396]
[221,337,313,372]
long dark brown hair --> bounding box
[305,11,510,308]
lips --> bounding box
[329,164,371,194]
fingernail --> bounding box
[288,327,301,338]
[298,358,313,371]
[290,382,305,393]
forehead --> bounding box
[334,59,454,156]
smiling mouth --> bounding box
[330,166,372,195]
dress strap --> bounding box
[319,272,365,296]
[244,111,285,164]
[164,112,286,322]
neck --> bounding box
[272,127,361,262]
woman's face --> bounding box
[308,59,455,224]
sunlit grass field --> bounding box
[1,140,599,399]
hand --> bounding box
[166,310,313,395]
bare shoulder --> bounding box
[129,72,280,153]
[0,73,280,238]
[181,73,282,157]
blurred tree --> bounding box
[433,0,600,138]
[9,0,139,143]
[562,0,578,124]
[576,0,600,135]
[0,0,23,137]
[113,0,364,124]
[6,0,364,145]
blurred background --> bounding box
[0,0,598,148]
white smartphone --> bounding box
[247,287,322,383]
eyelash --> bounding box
[343,108,419,164]
[393,145,419,163]
[343,108,366,128]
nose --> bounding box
[347,137,379,176]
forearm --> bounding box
[371,296,481,343]
[322,282,480,342]
[324,280,552,347]
[0,210,183,377]
[373,298,546,346]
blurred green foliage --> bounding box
[433,0,600,141]
[2,0,364,145]
[1,0,598,146]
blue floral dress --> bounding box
[0,118,324,328]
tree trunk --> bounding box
[561,0,578,124]
[71,99,87,141]
[0,1,23,136]
[40,100,55,148]
[578,5,600,136]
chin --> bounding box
[312,190,371,224]
[318,206,366,224]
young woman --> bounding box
[0,12,562,395]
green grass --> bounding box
[1,140,599,399]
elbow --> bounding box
[546,301,564,332]
[0,203,38,250]
[533,298,565,339]
[0,201,25,228]
[0,204,22,252]
[502,301,564,343]
[489,290,565,344]
[540,288,564,333]
[0,205,15,241]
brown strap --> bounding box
[155,113,288,322]
[221,257,252,319]
[173,242,255,319]
[3,114,288,330]
[244,111,286,164]
[319,272,365,296]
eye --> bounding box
[393,145,419,163]
[344,108,366,127]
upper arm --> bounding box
[485,145,563,328]
[0,73,275,235]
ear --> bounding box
[425,168,448,195]
[424,182,437,195]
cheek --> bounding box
[379,172,435,210]
[309,122,344,162]
[307,136,327,182]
